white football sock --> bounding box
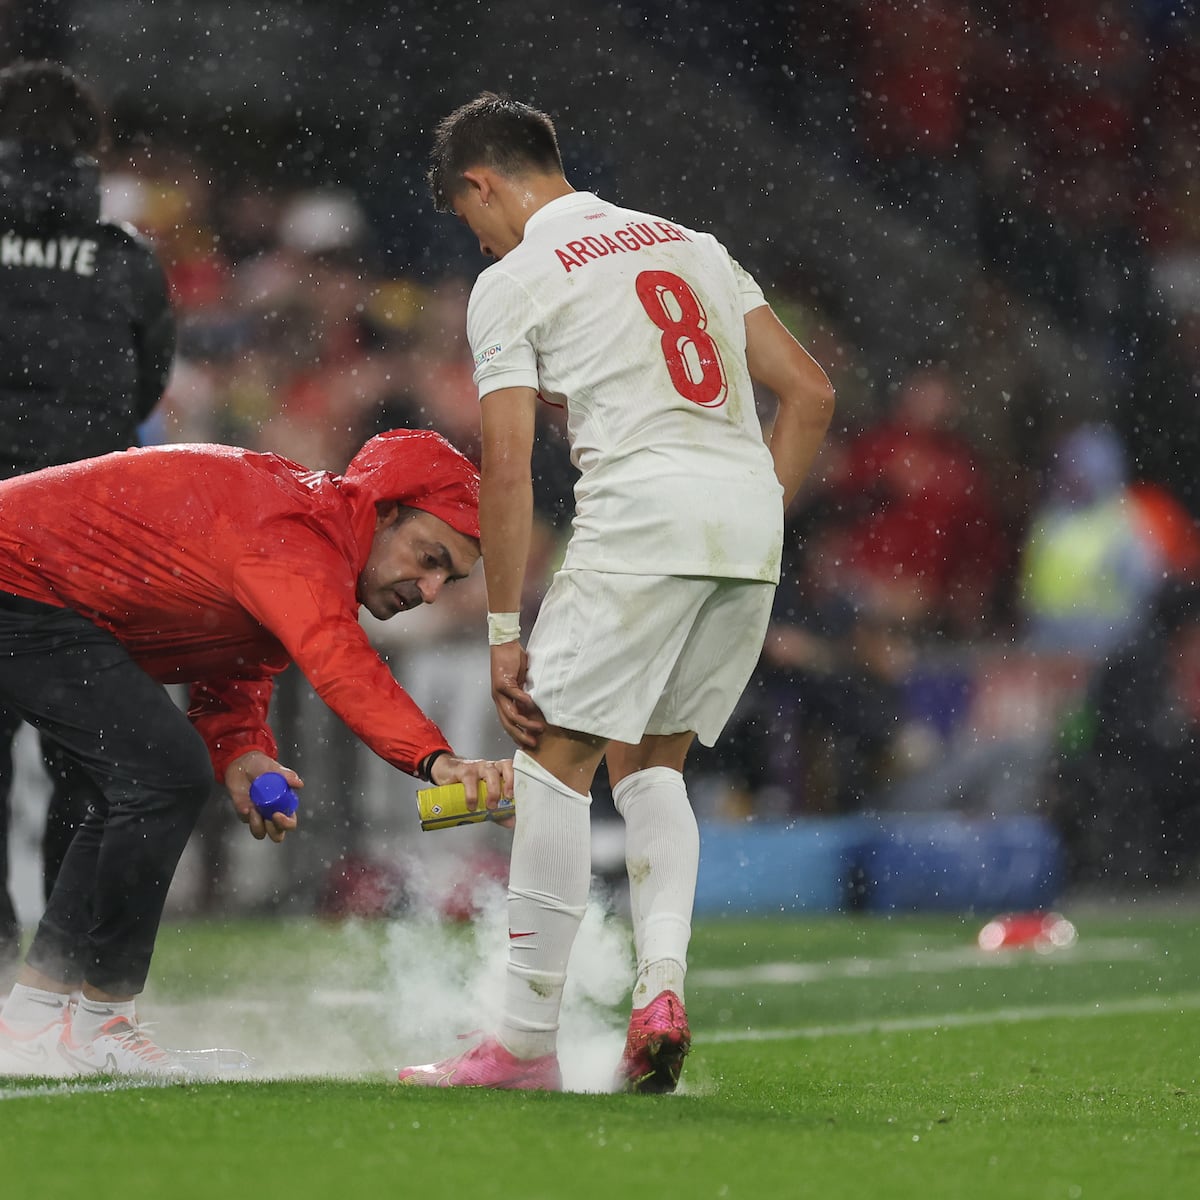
[72,996,136,1043]
[612,767,699,1008]
[498,750,592,1060]
[1,983,70,1031]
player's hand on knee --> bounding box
[489,642,545,748]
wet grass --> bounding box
[2,907,1198,1199]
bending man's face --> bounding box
[357,506,480,620]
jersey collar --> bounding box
[523,191,602,237]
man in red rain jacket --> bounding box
[0,428,511,1077]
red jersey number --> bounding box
[635,270,727,408]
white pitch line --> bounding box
[137,939,1157,1019]
[0,1078,168,1103]
[689,937,1151,988]
[704,991,1200,1044]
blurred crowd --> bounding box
[640,0,1200,886]
[18,0,1189,894]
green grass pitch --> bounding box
[2,906,1197,1199]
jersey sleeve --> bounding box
[227,520,452,776]
[727,252,768,315]
[467,268,540,399]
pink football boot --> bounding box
[397,1035,561,1091]
[615,990,691,1094]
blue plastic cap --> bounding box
[250,772,299,819]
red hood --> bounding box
[336,429,480,557]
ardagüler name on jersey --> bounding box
[1,232,98,275]
[554,220,692,273]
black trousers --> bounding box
[0,593,213,994]
[1,720,93,956]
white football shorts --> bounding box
[525,568,776,746]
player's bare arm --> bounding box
[744,305,836,508]
[479,385,546,748]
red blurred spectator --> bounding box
[1128,480,1200,578]
[856,0,976,162]
[823,364,1007,635]
[316,854,408,921]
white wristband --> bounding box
[487,611,521,645]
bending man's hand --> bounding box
[428,752,515,822]
[225,749,303,843]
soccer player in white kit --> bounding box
[398,93,835,1092]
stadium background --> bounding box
[2,1,1198,926]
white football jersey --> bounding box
[468,191,782,582]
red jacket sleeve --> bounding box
[188,677,279,780]
[229,521,452,777]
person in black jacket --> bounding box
[0,59,174,981]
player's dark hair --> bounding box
[0,59,104,154]
[428,91,563,212]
